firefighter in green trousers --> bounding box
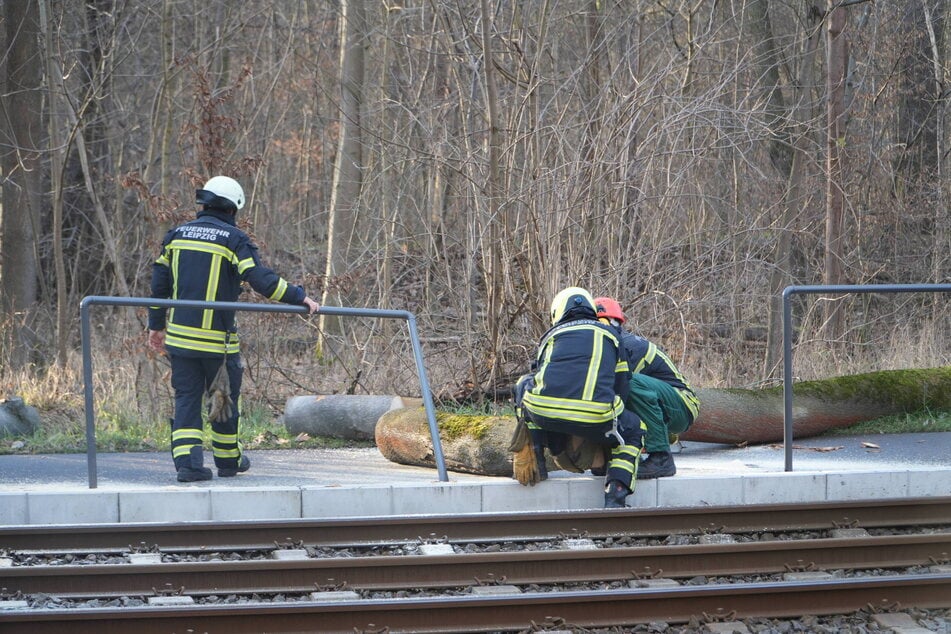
[594,297,700,479]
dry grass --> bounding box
[2,300,948,455]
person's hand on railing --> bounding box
[303,297,320,314]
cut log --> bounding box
[375,367,951,476]
[375,410,516,475]
[284,395,407,441]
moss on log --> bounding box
[375,367,951,476]
[683,366,951,444]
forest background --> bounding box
[1,1,949,444]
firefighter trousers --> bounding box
[169,352,244,470]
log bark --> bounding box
[375,368,951,475]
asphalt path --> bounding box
[0,432,947,491]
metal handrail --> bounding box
[781,283,951,471]
[79,296,449,488]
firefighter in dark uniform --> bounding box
[594,297,700,479]
[513,287,647,508]
[148,176,319,482]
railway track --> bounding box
[1,497,949,633]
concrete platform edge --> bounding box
[2,467,948,526]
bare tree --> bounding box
[0,0,45,367]
[762,2,825,378]
[322,0,366,334]
[822,0,849,341]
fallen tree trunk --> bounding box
[375,367,951,476]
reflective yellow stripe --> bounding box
[211,431,237,444]
[677,388,701,419]
[213,447,241,459]
[165,334,240,355]
[269,278,288,301]
[582,333,603,401]
[533,339,555,392]
[172,429,204,442]
[165,323,240,353]
[613,445,642,460]
[169,249,180,324]
[203,254,222,330]
[523,393,615,415]
[167,322,228,340]
[170,239,239,262]
[521,394,623,424]
[237,257,255,274]
[172,445,196,458]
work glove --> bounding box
[206,360,233,423]
[509,416,544,486]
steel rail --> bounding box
[2,497,948,551]
[1,574,949,634]
[3,533,950,596]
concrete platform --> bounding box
[0,432,948,526]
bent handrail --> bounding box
[80,296,448,488]
[782,283,951,471]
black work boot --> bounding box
[604,480,630,508]
[176,445,213,482]
[636,451,676,479]
[218,454,251,478]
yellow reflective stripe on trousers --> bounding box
[172,429,204,442]
[211,431,237,444]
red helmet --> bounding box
[594,297,625,324]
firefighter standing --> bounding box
[148,176,319,482]
[594,297,699,479]
[512,287,647,508]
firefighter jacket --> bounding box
[520,316,632,439]
[148,209,307,357]
[619,330,700,422]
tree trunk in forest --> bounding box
[375,367,951,476]
[747,0,790,379]
[822,0,849,341]
[926,0,951,307]
[321,0,365,338]
[0,0,44,368]
[479,0,504,393]
[763,4,824,379]
[39,0,69,368]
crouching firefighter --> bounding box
[595,296,700,479]
[510,287,647,508]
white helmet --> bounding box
[549,286,596,325]
[197,175,245,211]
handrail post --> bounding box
[407,313,448,482]
[781,287,795,472]
[80,298,99,488]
